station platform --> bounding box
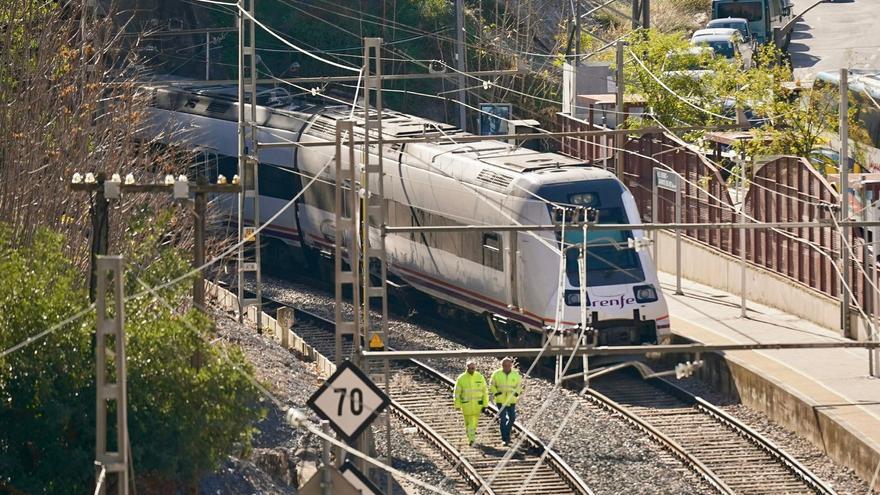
[658,271,880,490]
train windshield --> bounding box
[536,179,646,287]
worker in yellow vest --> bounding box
[489,357,523,446]
[453,360,488,446]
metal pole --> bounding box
[862,186,873,377]
[869,250,880,377]
[95,256,129,495]
[840,68,851,336]
[632,0,640,29]
[236,0,245,322]
[194,176,207,311]
[579,222,589,385]
[740,204,747,318]
[652,171,658,264]
[675,180,683,295]
[574,0,581,67]
[615,41,626,179]
[321,421,332,495]
[205,31,210,81]
[249,0,262,332]
[237,0,262,326]
[455,0,467,131]
[871,190,879,377]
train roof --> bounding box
[143,82,325,132]
[143,81,616,193]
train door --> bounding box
[506,230,520,310]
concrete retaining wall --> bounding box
[206,281,336,376]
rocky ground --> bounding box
[674,377,871,495]
[258,277,714,494]
[201,274,872,494]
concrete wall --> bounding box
[206,281,336,376]
[652,230,870,338]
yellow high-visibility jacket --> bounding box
[489,369,523,406]
[453,371,488,416]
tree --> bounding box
[619,30,870,172]
[0,219,265,494]
[622,30,789,129]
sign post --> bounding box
[654,168,683,294]
[340,460,383,495]
[307,361,392,445]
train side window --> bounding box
[259,165,297,200]
[190,149,218,182]
[482,232,503,271]
[217,155,237,181]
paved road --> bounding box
[790,0,880,80]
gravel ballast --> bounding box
[258,277,715,494]
[200,305,468,494]
[674,377,871,495]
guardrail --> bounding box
[555,117,879,328]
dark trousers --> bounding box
[498,404,516,442]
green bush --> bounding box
[0,223,264,493]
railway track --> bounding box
[587,367,836,495]
[259,296,593,495]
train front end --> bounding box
[514,168,671,348]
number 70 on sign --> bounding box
[307,361,391,443]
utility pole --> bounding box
[455,0,467,131]
[632,0,650,29]
[360,37,392,490]
[840,68,851,337]
[575,0,581,67]
[88,174,110,302]
[205,32,211,81]
[193,174,208,310]
[237,0,262,327]
[615,40,626,178]
[95,256,129,495]
[71,174,241,310]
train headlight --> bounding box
[633,285,658,303]
[564,290,589,307]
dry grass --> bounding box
[599,0,712,40]
[0,1,197,274]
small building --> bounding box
[575,93,646,130]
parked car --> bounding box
[661,46,718,80]
[706,17,756,49]
[691,28,751,68]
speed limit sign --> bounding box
[307,361,391,443]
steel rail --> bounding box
[583,387,735,495]
[388,395,497,494]
[280,306,495,493]
[283,303,593,494]
[407,356,594,495]
[592,365,836,495]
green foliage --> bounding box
[0,219,264,493]
[0,228,95,494]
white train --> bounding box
[145,84,670,347]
